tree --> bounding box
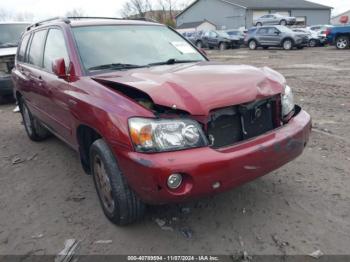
[65,8,86,17]
[121,0,153,18]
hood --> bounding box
[93,62,286,115]
[0,47,17,57]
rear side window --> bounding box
[257,28,268,35]
[18,34,31,62]
[28,30,47,67]
[43,29,69,72]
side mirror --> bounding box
[52,58,67,79]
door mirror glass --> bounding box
[52,58,67,79]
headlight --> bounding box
[281,85,295,117]
[129,118,208,152]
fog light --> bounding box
[167,174,183,189]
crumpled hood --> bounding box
[0,47,17,57]
[93,62,286,115]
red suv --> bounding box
[12,17,311,225]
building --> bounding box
[176,0,332,30]
[331,10,350,25]
[176,20,216,33]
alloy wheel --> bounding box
[283,40,292,50]
[93,155,115,213]
[336,38,348,49]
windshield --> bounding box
[72,25,205,71]
[0,24,29,48]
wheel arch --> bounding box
[76,124,102,174]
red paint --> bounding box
[12,19,311,204]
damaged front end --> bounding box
[94,75,298,152]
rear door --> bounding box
[23,29,50,123]
[40,27,75,144]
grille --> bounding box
[208,98,277,148]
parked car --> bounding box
[245,25,309,50]
[202,30,241,50]
[13,17,311,225]
[184,31,205,48]
[307,24,333,32]
[325,25,350,49]
[254,14,296,27]
[226,29,245,45]
[0,22,30,101]
[292,28,323,47]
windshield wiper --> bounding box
[148,59,201,67]
[88,63,147,71]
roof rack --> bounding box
[26,16,159,31]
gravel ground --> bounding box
[0,47,349,256]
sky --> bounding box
[0,0,349,20]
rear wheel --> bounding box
[196,41,203,49]
[19,97,50,141]
[248,40,258,50]
[219,42,227,51]
[90,139,145,225]
[336,36,349,49]
[282,39,293,50]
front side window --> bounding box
[43,29,69,72]
[18,34,31,62]
[28,30,47,67]
[258,28,268,35]
[72,25,205,72]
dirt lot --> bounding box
[0,47,349,257]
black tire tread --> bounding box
[90,139,145,225]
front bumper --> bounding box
[115,109,312,205]
[0,75,14,96]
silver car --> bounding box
[254,14,296,27]
[245,25,309,50]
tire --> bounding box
[282,39,293,50]
[263,46,269,50]
[256,22,262,27]
[196,41,203,49]
[248,40,258,50]
[19,97,50,141]
[90,139,145,225]
[297,46,304,50]
[280,20,287,26]
[309,39,317,47]
[336,36,349,49]
[209,46,214,50]
[219,42,227,51]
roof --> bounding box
[224,0,332,9]
[176,0,332,18]
[69,19,160,27]
[177,20,215,29]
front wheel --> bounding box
[336,36,349,49]
[280,20,287,26]
[282,39,293,50]
[19,97,50,141]
[219,42,227,51]
[309,39,317,47]
[90,139,145,225]
[256,22,262,27]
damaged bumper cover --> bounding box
[114,109,311,205]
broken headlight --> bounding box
[129,118,208,152]
[281,85,295,119]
